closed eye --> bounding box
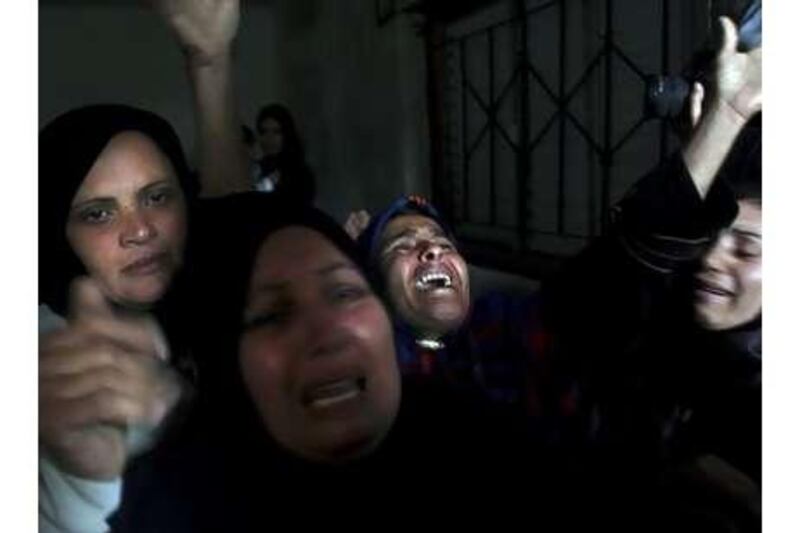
[328,284,368,304]
[243,305,293,330]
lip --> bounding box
[694,277,735,298]
[122,252,169,277]
[301,371,367,412]
[412,262,459,293]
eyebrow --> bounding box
[251,262,359,294]
[70,197,116,212]
[732,228,761,240]
[384,226,445,244]
[70,179,173,210]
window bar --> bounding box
[601,0,615,234]
[489,27,497,225]
[557,0,567,235]
[460,38,470,223]
[517,0,531,251]
[659,0,671,161]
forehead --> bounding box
[73,131,176,201]
[733,200,762,233]
[381,214,445,243]
[251,227,354,283]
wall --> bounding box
[439,0,710,257]
[39,0,429,220]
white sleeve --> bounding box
[39,456,122,533]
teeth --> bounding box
[415,271,453,291]
[306,378,362,408]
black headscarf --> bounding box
[254,103,316,204]
[39,104,197,315]
[192,192,372,398]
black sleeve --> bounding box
[543,153,739,372]
[612,153,739,274]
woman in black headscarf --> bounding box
[253,103,316,204]
[39,104,199,532]
[103,192,564,531]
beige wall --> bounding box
[40,0,430,219]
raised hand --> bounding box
[709,16,762,122]
[149,0,240,65]
[39,278,183,480]
[344,210,372,240]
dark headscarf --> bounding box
[254,103,315,204]
[191,192,374,417]
[39,104,197,315]
[356,195,457,293]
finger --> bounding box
[40,335,122,377]
[41,388,149,430]
[689,82,705,129]
[40,365,135,401]
[39,337,151,378]
[68,277,114,323]
[80,313,170,362]
[67,277,168,360]
[716,16,739,59]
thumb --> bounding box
[68,277,113,322]
[716,16,739,60]
[689,82,705,129]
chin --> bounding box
[116,285,169,310]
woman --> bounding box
[104,193,562,530]
[253,103,316,203]
[39,104,198,532]
[39,104,195,328]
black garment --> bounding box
[109,379,560,531]
[543,154,761,531]
[39,104,197,316]
[257,155,316,205]
[107,194,570,531]
[38,104,201,378]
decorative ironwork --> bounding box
[431,0,707,276]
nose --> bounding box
[702,232,735,272]
[119,209,157,247]
[302,303,352,359]
[419,241,443,262]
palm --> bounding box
[151,0,240,63]
[713,18,762,121]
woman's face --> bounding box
[240,227,401,463]
[65,131,187,310]
[694,200,762,330]
[258,117,284,157]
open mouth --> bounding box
[414,268,455,292]
[303,377,366,409]
[695,278,735,298]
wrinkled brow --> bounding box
[251,261,358,294]
[383,225,445,245]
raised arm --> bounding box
[151,0,252,196]
[681,16,761,199]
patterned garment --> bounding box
[393,290,579,441]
